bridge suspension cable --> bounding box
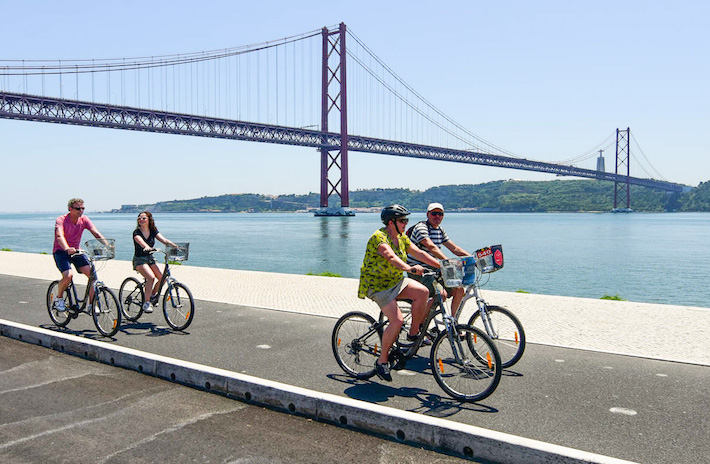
[346,29,525,159]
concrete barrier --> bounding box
[0,318,636,463]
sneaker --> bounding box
[142,302,153,313]
[149,294,159,306]
[375,361,392,382]
[53,298,66,312]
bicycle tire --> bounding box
[92,287,121,337]
[162,282,195,331]
[332,311,381,380]
[46,280,71,328]
[468,305,526,368]
[119,277,144,322]
[430,324,502,402]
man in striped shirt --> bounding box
[407,202,470,317]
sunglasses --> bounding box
[429,211,444,217]
[396,218,409,224]
[72,206,85,211]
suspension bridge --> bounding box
[0,23,687,215]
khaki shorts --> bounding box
[409,272,453,298]
[366,277,416,309]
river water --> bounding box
[1,212,708,308]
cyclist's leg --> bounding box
[53,251,73,297]
[396,278,429,338]
[135,263,157,300]
[397,279,429,336]
[377,299,403,365]
[450,286,465,319]
[76,264,94,302]
[147,263,163,300]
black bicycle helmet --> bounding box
[381,204,410,225]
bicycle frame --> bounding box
[65,254,102,313]
[454,267,500,339]
[390,273,468,364]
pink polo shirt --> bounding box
[53,214,95,252]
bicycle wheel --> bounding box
[332,312,382,380]
[119,277,144,322]
[430,324,502,402]
[46,280,71,327]
[92,287,121,337]
[162,282,195,331]
[468,305,526,368]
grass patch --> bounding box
[601,293,626,301]
[1,248,11,252]
[306,271,342,278]
[515,289,529,293]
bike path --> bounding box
[1,271,709,463]
[2,251,709,366]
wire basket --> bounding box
[440,258,464,288]
[475,245,504,274]
[166,242,189,262]
[84,239,115,260]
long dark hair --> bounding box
[136,211,158,234]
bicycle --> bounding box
[428,245,526,369]
[118,243,195,331]
[46,239,122,337]
[332,269,502,402]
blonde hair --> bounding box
[67,198,84,210]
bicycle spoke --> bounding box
[430,325,501,402]
[332,312,380,379]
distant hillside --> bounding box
[113,179,710,213]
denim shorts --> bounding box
[132,255,156,270]
[53,250,91,273]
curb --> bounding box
[0,319,637,464]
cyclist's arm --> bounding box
[88,225,109,247]
[133,233,152,252]
[377,243,423,274]
[156,233,177,249]
[443,240,469,257]
[417,237,448,261]
[407,242,441,269]
[54,224,75,254]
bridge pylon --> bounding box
[315,22,354,217]
[613,127,632,212]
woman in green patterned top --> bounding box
[358,204,441,382]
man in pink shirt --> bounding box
[52,198,108,311]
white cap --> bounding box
[427,202,444,212]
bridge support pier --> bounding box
[316,23,354,217]
[612,128,632,213]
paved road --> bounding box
[1,274,709,463]
[0,336,470,464]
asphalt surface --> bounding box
[0,336,470,464]
[1,273,709,463]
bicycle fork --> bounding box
[476,301,499,340]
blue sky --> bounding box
[1,0,708,212]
